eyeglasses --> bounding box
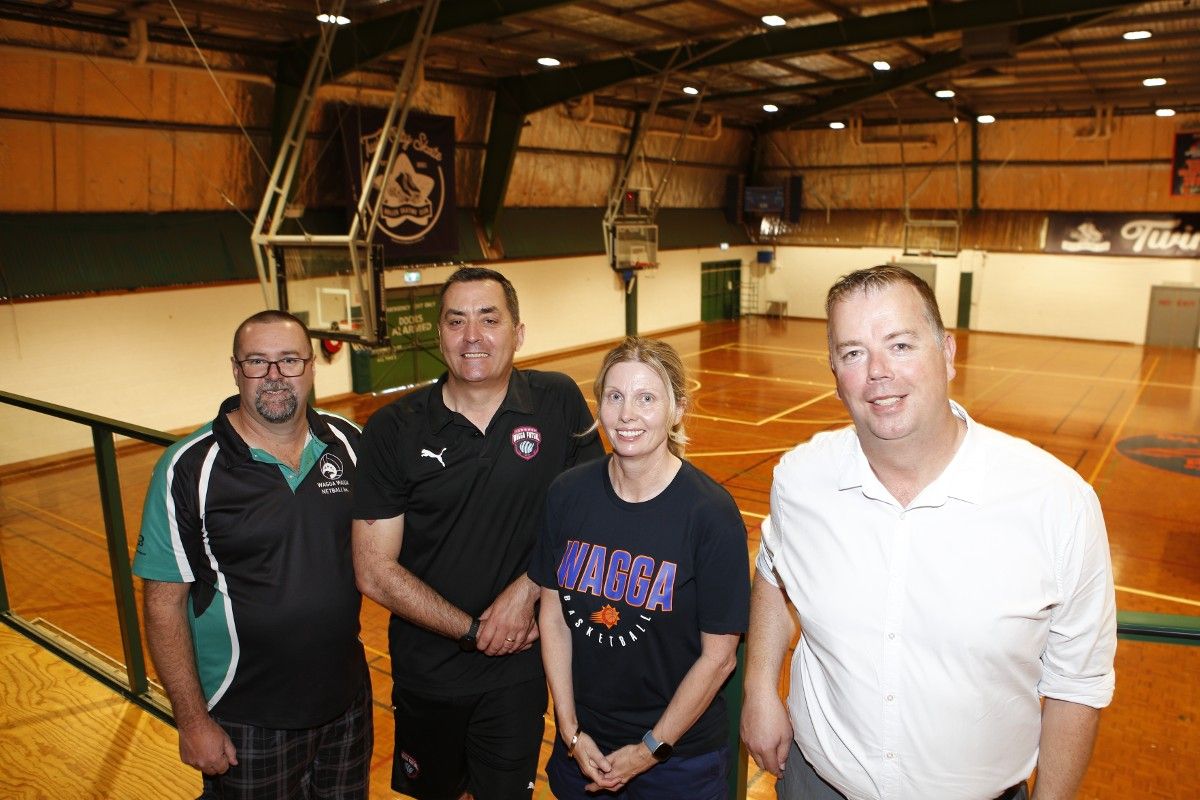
[236,357,312,378]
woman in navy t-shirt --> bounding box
[530,337,751,799]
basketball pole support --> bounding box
[250,0,345,312]
[249,0,441,346]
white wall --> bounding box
[758,245,1200,345]
[972,252,1200,344]
[1,247,744,465]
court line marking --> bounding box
[719,342,1195,390]
[1114,585,1200,608]
[955,361,1191,391]
[696,367,834,388]
[1087,355,1159,486]
[689,446,793,458]
[6,496,106,541]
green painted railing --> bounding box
[1117,610,1200,645]
[0,390,178,723]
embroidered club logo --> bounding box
[318,453,344,480]
[1116,433,1200,477]
[511,426,541,461]
[400,751,420,779]
[361,125,445,244]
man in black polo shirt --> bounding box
[353,266,604,800]
[135,310,371,799]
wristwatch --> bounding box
[641,729,673,762]
[459,617,481,652]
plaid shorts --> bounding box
[200,676,373,800]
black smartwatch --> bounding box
[641,729,673,762]
[459,617,481,652]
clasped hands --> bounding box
[569,731,658,792]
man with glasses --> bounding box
[134,310,371,799]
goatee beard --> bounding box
[255,380,299,422]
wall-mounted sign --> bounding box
[1043,212,1200,258]
[1171,131,1200,197]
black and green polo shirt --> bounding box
[134,395,366,729]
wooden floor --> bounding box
[1,317,1197,799]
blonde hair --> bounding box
[592,337,690,457]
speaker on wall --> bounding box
[785,175,803,223]
[724,174,745,224]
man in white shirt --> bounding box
[741,265,1116,800]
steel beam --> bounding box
[763,13,1112,129]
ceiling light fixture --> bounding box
[1143,77,1166,87]
[316,13,350,25]
[763,104,779,113]
[683,86,699,95]
[537,57,561,67]
[762,15,786,27]
[977,114,996,124]
[935,89,955,99]
[873,61,891,71]
[1123,30,1152,40]
[1156,108,1176,117]
[829,121,845,130]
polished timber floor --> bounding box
[1,316,1197,799]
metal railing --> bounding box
[0,390,178,723]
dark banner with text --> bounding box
[341,107,458,261]
[1043,213,1200,258]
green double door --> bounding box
[701,260,741,322]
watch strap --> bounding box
[641,729,672,761]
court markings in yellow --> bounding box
[1087,356,1160,487]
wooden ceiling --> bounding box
[5,0,1199,128]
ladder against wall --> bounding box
[741,269,761,316]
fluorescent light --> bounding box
[683,86,699,95]
[935,89,956,99]
[1123,30,1152,40]
[977,114,996,124]
[316,13,349,25]
[1156,108,1176,117]
[720,242,730,250]
[537,57,561,67]
[1143,77,1166,87]
[763,104,779,113]
[336,15,349,25]
[873,61,891,71]
[762,15,786,27]
[829,121,845,130]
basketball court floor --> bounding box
[1,316,1197,799]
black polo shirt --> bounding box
[354,369,604,695]
[134,396,366,729]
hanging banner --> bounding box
[342,106,458,260]
[1043,212,1200,258]
[1171,131,1200,197]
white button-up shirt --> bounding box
[758,402,1116,800]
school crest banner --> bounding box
[342,107,458,260]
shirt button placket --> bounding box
[880,511,909,798]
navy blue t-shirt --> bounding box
[529,456,750,756]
